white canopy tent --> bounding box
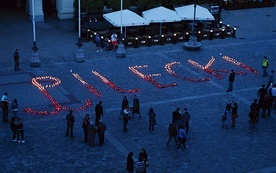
[175,4,215,21]
[142,6,182,34]
[103,9,150,37]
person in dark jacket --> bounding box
[182,108,190,133]
[97,119,106,145]
[13,49,20,71]
[1,99,9,123]
[87,121,97,147]
[95,101,103,126]
[166,121,178,147]
[10,116,17,141]
[120,96,129,119]
[15,117,25,143]
[138,148,148,172]
[172,108,181,123]
[227,69,235,92]
[148,107,156,133]
[82,114,90,142]
[66,110,75,138]
[132,95,141,118]
[11,99,18,118]
[126,152,134,173]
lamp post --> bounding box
[30,0,41,67]
[183,3,202,50]
[75,0,85,62]
[116,0,126,58]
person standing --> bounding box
[231,102,238,128]
[126,152,134,173]
[111,32,118,51]
[97,119,106,146]
[148,107,156,133]
[95,101,103,126]
[227,70,235,92]
[66,110,75,138]
[138,148,148,171]
[172,108,181,123]
[166,121,178,148]
[82,114,90,142]
[15,117,25,143]
[13,49,20,71]
[10,116,17,142]
[132,95,141,118]
[177,126,188,151]
[123,107,130,133]
[11,99,18,118]
[222,103,231,129]
[1,97,9,123]
[120,96,129,119]
[182,108,190,133]
[87,121,97,147]
[266,70,274,89]
[262,56,269,77]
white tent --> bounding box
[175,4,215,21]
[142,6,182,34]
[103,9,150,27]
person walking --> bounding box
[123,107,130,133]
[120,96,129,119]
[87,121,96,147]
[97,119,106,146]
[82,114,90,142]
[132,95,141,118]
[262,56,269,77]
[126,152,134,173]
[11,99,18,118]
[266,70,274,89]
[166,121,178,148]
[95,101,103,126]
[13,49,20,71]
[66,110,75,138]
[177,125,188,151]
[231,102,238,128]
[182,108,190,133]
[226,70,235,92]
[148,107,156,133]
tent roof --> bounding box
[175,4,215,21]
[103,9,150,27]
[142,6,181,23]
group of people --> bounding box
[1,92,24,143]
[65,101,106,147]
[221,101,239,129]
[94,30,118,52]
[127,148,149,173]
[167,107,190,151]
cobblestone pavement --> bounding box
[0,6,276,173]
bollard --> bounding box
[172,33,177,44]
[134,37,139,48]
[208,30,213,40]
[86,29,90,42]
[197,31,202,41]
[219,21,222,28]
[185,32,189,42]
[232,28,236,38]
[147,36,152,47]
[220,28,225,39]
[160,35,165,45]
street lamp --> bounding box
[116,0,126,58]
[183,3,202,50]
[30,0,41,67]
[75,0,85,62]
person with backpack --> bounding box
[166,121,178,148]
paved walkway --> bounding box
[0,6,276,173]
